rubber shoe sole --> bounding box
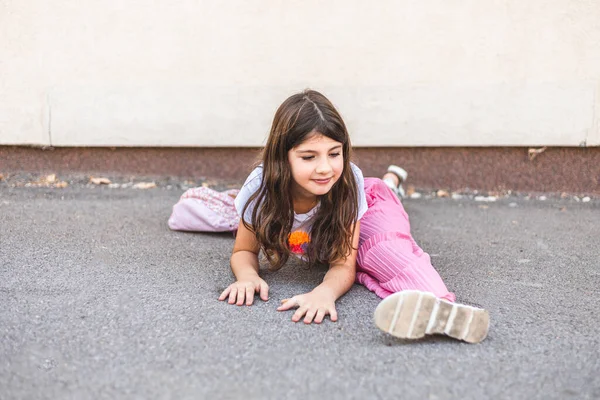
[374,290,489,343]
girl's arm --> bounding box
[218,220,269,306]
[313,220,360,299]
[277,221,361,324]
[230,220,261,279]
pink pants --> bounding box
[356,178,456,302]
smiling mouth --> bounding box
[313,178,332,184]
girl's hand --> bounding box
[218,276,269,306]
[276,289,338,324]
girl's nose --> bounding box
[316,159,333,174]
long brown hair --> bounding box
[242,89,359,270]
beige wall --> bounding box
[1,0,599,147]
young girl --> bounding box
[216,89,489,343]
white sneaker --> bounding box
[374,290,490,343]
[383,165,408,199]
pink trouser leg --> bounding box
[356,178,455,302]
[356,271,394,298]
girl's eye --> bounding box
[301,156,315,161]
[329,153,341,158]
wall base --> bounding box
[1,146,598,194]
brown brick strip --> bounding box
[1,146,599,194]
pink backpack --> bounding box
[168,187,240,232]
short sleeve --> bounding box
[350,163,369,220]
[234,166,263,224]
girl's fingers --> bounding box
[275,297,336,323]
[228,288,238,304]
[276,298,298,311]
[218,287,231,301]
[245,286,254,306]
[292,306,308,322]
[329,307,338,322]
[303,308,317,324]
[220,283,268,306]
[236,288,246,306]
[258,283,269,301]
[314,309,326,324]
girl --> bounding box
[216,89,489,343]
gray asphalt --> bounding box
[1,186,599,400]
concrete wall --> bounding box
[1,0,599,147]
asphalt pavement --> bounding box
[1,184,599,400]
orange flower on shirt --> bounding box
[288,231,310,255]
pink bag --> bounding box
[168,187,240,232]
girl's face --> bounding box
[287,133,344,201]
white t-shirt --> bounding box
[234,163,368,258]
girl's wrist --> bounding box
[311,285,339,302]
[235,270,260,281]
